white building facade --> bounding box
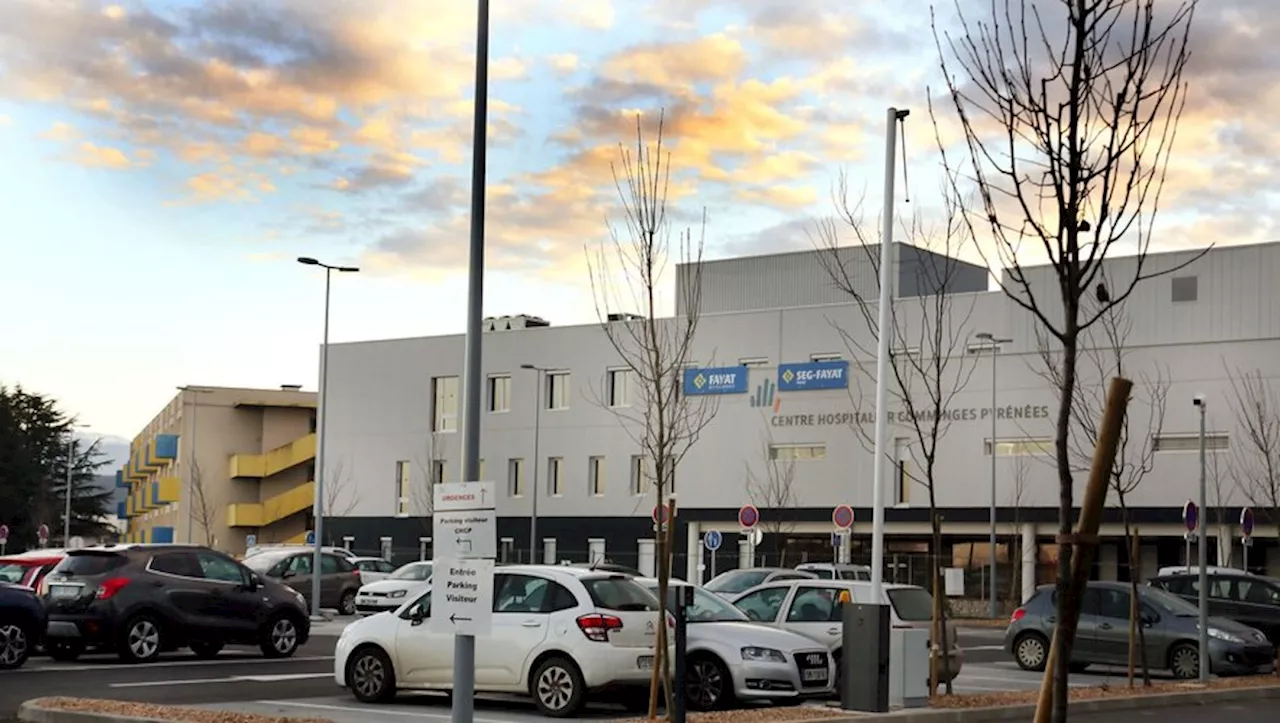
[322,242,1280,601]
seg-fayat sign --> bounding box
[770,404,1052,428]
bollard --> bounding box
[841,597,890,712]
[672,585,692,723]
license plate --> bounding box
[637,656,654,671]
[803,669,829,682]
[50,584,80,600]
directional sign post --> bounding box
[0,524,8,555]
[1182,500,1198,573]
[37,524,49,548]
[245,533,257,550]
[653,504,671,533]
[305,530,316,546]
[738,505,760,569]
[1242,507,1256,572]
[432,482,497,637]
[704,530,722,580]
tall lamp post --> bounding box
[64,423,91,546]
[176,386,214,544]
[298,256,359,619]
[1194,395,1208,682]
[974,331,1012,618]
[520,364,547,563]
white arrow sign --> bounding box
[433,481,496,512]
[433,510,497,560]
[432,558,494,636]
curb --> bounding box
[20,700,172,723]
[818,684,1280,722]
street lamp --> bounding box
[1194,395,1208,683]
[520,364,548,564]
[973,331,1012,618]
[176,386,215,544]
[64,423,91,546]
[298,256,359,619]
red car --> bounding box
[0,550,68,591]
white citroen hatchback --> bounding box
[335,565,668,717]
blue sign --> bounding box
[305,530,316,545]
[245,533,257,548]
[1183,501,1198,533]
[704,530,723,552]
[682,366,748,396]
[778,360,850,391]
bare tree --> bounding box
[1226,367,1280,537]
[933,2,1199,717]
[814,176,979,695]
[1207,448,1235,567]
[412,432,444,536]
[745,418,797,566]
[1007,455,1031,606]
[189,459,218,548]
[586,111,717,718]
[323,457,358,517]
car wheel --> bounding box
[1014,633,1049,672]
[190,641,223,660]
[119,615,163,663]
[261,614,301,659]
[347,645,397,703]
[530,656,586,718]
[0,622,31,670]
[686,654,734,711]
[339,590,357,616]
[1169,642,1200,680]
[47,641,83,662]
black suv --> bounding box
[42,544,310,663]
[0,583,46,669]
[1150,570,1280,645]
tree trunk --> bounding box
[1052,327,1080,723]
[931,514,953,695]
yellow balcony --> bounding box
[151,476,180,505]
[226,480,315,528]
[229,433,315,479]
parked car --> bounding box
[355,561,433,615]
[336,565,668,717]
[245,544,357,561]
[0,550,68,590]
[42,544,310,663]
[1149,570,1280,645]
[0,583,46,669]
[794,563,872,581]
[351,558,397,584]
[704,568,817,598]
[729,579,962,684]
[244,548,364,616]
[634,577,833,710]
[567,561,644,577]
[1006,581,1274,679]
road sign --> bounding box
[1182,500,1199,533]
[831,531,842,548]
[434,481,496,512]
[747,527,764,546]
[1242,507,1256,539]
[832,504,854,530]
[245,533,257,548]
[431,558,495,636]
[738,504,760,529]
[652,505,671,524]
[305,530,316,545]
[434,510,498,560]
[703,530,722,552]
[37,524,49,543]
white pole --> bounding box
[312,266,332,619]
[63,435,75,545]
[1197,400,1208,683]
[870,107,906,601]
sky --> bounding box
[0,0,1275,438]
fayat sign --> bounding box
[770,404,1053,428]
[683,360,849,396]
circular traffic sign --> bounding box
[652,505,671,524]
[704,530,723,552]
[1242,507,1256,538]
[1183,500,1199,533]
[0,524,8,542]
[738,504,760,529]
[37,524,49,542]
[833,504,855,530]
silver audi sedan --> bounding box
[636,577,835,710]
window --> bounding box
[149,551,202,578]
[488,375,511,413]
[197,551,246,584]
[894,437,911,505]
[1153,434,1229,452]
[886,587,935,621]
[630,455,647,495]
[582,577,659,611]
[705,569,771,595]
[739,357,769,367]
[508,458,524,497]
[433,376,459,432]
[548,457,563,496]
[401,590,431,620]
[984,437,1054,456]
[588,456,605,496]
[321,554,353,574]
[607,368,632,407]
[769,443,826,461]
[390,562,433,581]
[547,371,570,410]
[286,554,312,575]
[479,458,486,480]
[1092,587,1130,620]
[733,586,788,622]
[787,586,841,622]
[431,459,446,485]
[1172,275,1198,303]
[810,353,842,362]
[494,574,555,613]
[395,460,410,516]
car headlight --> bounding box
[741,646,787,663]
[1208,628,1244,644]
[388,589,407,599]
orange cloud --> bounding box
[40,121,79,141]
[601,34,747,87]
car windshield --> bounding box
[1141,585,1201,616]
[243,551,291,573]
[53,552,126,577]
[390,562,432,581]
[583,576,660,611]
[705,570,770,594]
[886,587,934,621]
[645,583,750,622]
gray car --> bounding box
[1005,581,1275,679]
[705,568,817,598]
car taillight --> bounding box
[96,577,130,600]
[576,613,624,642]
[1010,608,1026,623]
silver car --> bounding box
[795,563,872,581]
[636,577,834,710]
[1005,581,1275,679]
[704,568,816,598]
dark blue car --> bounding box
[0,582,46,669]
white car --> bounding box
[794,563,872,581]
[355,561,433,615]
[351,557,397,584]
[335,565,668,717]
[635,577,834,710]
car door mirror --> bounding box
[410,606,428,625]
[1140,609,1159,626]
[281,569,295,580]
[245,573,262,591]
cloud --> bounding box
[39,121,80,141]
[71,141,137,169]
[547,54,580,77]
